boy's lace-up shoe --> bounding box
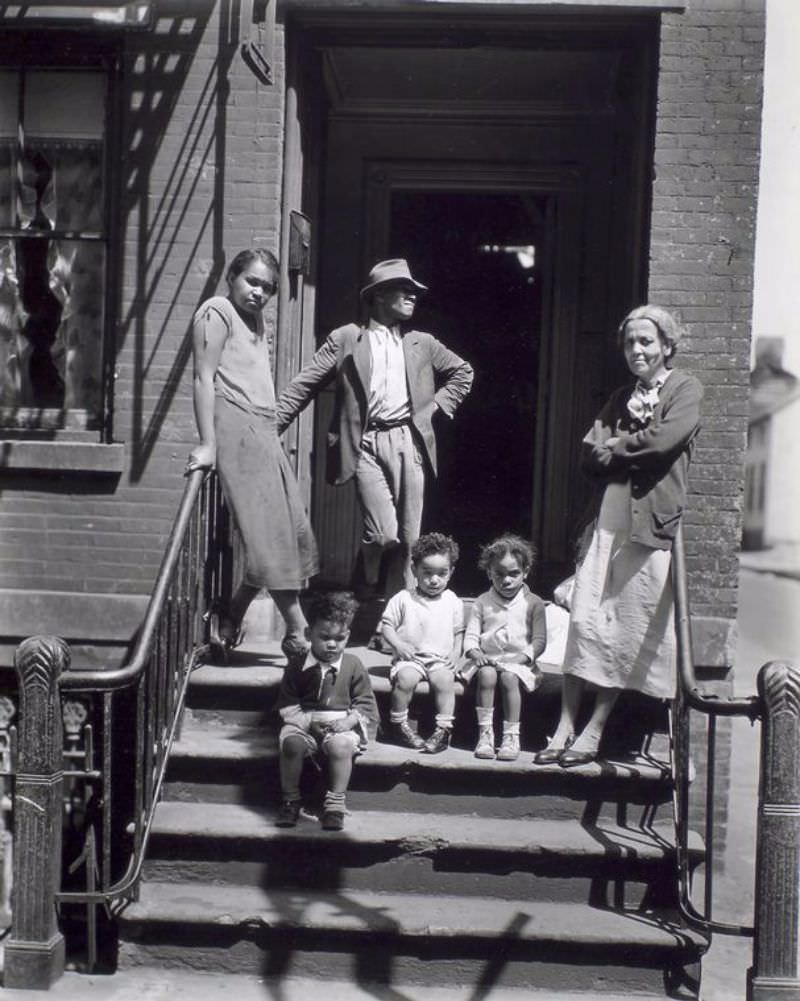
[496,732,520,762]
[321,809,345,831]
[474,726,495,759]
[421,726,451,755]
[275,800,301,828]
[392,720,425,750]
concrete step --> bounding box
[7,967,676,1001]
[184,645,667,756]
[118,881,707,994]
[165,720,673,821]
[143,801,700,907]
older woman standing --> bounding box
[186,248,318,661]
[535,305,703,767]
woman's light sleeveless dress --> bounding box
[195,296,318,590]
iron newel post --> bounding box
[751,659,800,1001]
[5,636,68,990]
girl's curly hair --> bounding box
[478,533,536,574]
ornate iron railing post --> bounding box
[4,636,69,989]
[750,659,800,1001]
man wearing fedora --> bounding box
[277,258,473,596]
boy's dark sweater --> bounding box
[276,651,379,740]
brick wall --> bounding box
[650,0,765,624]
[0,1,766,636]
[0,4,287,596]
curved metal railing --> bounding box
[50,468,232,960]
[671,521,759,937]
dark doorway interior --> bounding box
[389,190,547,594]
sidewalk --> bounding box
[738,541,800,580]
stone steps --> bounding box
[165,718,673,822]
[117,642,705,997]
[118,881,706,994]
[143,801,700,906]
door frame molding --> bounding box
[363,159,584,565]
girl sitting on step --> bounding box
[459,534,548,762]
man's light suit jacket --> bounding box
[276,322,474,485]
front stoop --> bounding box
[117,642,708,998]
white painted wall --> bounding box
[765,396,800,545]
[752,0,800,377]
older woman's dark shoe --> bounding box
[533,734,574,765]
[558,747,597,768]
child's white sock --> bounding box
[503,721,521,737]
[435,714,454,730]
[324,790,346,811]
[390,709,409,725]
[476,707,493,727]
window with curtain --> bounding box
[0,58,111,430]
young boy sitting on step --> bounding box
[275,590,379,831]
[381,532,465,754]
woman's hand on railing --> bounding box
[186,442,216,475]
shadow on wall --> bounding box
[121,2,242,481]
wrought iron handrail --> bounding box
[671,522,759,938]
[60,467,210,694]
[672,523,800,998]
[6,466,233,983]
[56,467,229,909]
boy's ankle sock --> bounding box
[476,707,493,727]
[434,714,454,730]
[390,709,409,725]
[502,721,521,737]
[323,790,346,812]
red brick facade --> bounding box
[0,2,765,667]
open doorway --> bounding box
[388,190,549,593]
[285,15,657,595]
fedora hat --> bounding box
[360,259,428,299]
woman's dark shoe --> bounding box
[558,747,598,768]
[533,734,575,766]
[204,600,238,664]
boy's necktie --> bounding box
[319,664,337,704]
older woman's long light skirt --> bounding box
[562,481,675,699]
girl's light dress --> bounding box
[195,296,318,590]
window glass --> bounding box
[0,64,108,428]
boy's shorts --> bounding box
[390,654,453,682]
[279,710,361,756]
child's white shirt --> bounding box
[381,588,464,661]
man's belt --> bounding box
[366,416,412,432]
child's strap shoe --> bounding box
[474,725,495,759]
[321,809,345,831]
[392,720,425,750]
[496,731,520,762]
[421,726,450,755]
[275,800,301,828]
